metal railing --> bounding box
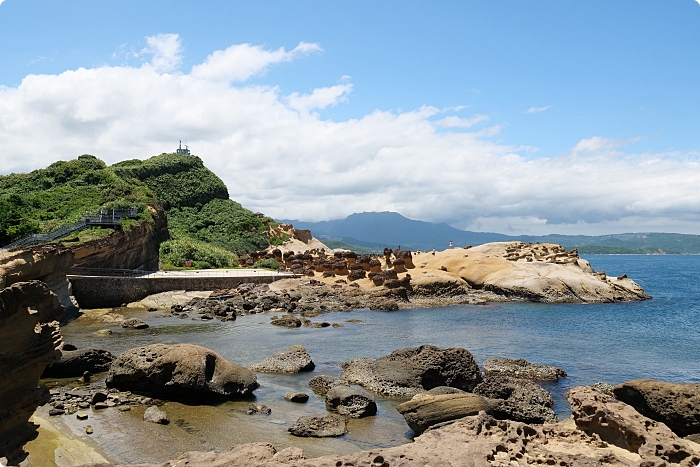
[0,220,88,254]
[0,207,140,254]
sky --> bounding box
[1,1,699,236]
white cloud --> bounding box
[141,34,182,73]
[191,41,321,82]
[0,0,6,6]
[1,36,699,235]
[434,114,489,128]
[526,105,552,114]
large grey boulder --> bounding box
[613,379,700,437]
[249,345,314,373]
[339,345,482,397]
[325,386,377,418]
[483,358,566,381]
[106,344,258,398]
[396,392,491,434]
[474,375,557,424]
[43,349,114,378]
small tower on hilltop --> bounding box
[176,140,191,155]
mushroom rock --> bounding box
[343,251,358,264]
[383,269,399,281]
[322,270,335,278]
[332,261,349,276]
[313,258,326,272]
[271,249,282,262]
[369,271,384,286]
[383,247,393,265]
[359,255,372,271]
[348,269,366,281]
[369,258,382,273]
[392,258,407,273]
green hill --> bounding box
[0,153,276,268]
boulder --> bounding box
[284,392,309,403]
[249,345,315,373]
[270,315,302,328]
[396,392,491,434]
[483,358,566,381]
[143,406,169,425]
[121,318,149,329]
[287,414,347,438]
[247,404,271,415]
[325,386,377,418]
[106,343,258,398]
[43,348,114,378]
[339,345,483,397]
[308,375,349,396]
[613,379,700,437]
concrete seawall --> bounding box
[69,274,285,308]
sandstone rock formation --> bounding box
[106,343,259,399]
[249,345,315,373]
[483,357,567,380]
[396,392,490,434]
[0,281,64,464]
[339,345,483,396]
[613,379,700,437]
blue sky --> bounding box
[1,1,699,235]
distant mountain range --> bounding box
[279,211,700,254]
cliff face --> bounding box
[0,281,64,464]
[72,203,168,271]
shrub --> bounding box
[159,237,239,269]
[253,258,282,270]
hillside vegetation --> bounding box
[0,153,274,267]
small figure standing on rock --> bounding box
[449,241,453,249]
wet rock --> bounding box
[270,315,302,328]
[483,358,566,381]
[247,404,271,415]
[308,375,349,396]
[143,406,169,424]
[249,345,315,373]
[613,379,700,437]
[288,414,347,438]
[340,345,483,397]
[76,412,88,420]
[91,391,108,405]
[284,392,309,403]
[106,343,259,399]
[396,392,491,434]
[43,348,114,378]
[325,386,377,418]
[49,407,65,416]
[121,318,149,329]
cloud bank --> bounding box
[1,35,699,235]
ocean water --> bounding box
[57,255,700,462]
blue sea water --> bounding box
[59,255,700,460]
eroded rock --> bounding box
[339,345,482,397]
[106,343,258,399]
[249,345,315,373]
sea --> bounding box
[56,255,700,463]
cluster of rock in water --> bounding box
[168,279,411,323]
